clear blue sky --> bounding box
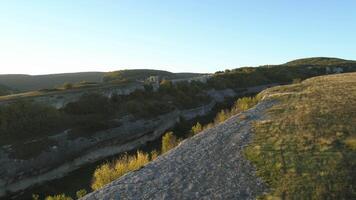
[0,0,355,75]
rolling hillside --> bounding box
[0,58,355,199]
[0,72,105,92]
[82,72,356,199]
[0,70,203,94]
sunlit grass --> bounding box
[245,73,356,199]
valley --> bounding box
[0,58,356,199]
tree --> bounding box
[161,131,179,153]
[159,79,173,92]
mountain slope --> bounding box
[82,72,356,199]
[82,99,275,200]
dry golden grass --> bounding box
[246,72,356,199]
[91,151,151,190]
[90,131,180,191]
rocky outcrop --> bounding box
[82,100,276,200]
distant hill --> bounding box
[103,69,203,83]
[207,57,356,89]
[0,84,14,96]
[284,57,356,66]
[0,72,105,92]
[0,70,203,92]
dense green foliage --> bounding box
[0,101,65,144]
[245,73,356,199]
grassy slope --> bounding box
[246,72,356,199]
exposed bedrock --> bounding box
[82,100,276,200]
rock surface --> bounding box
[82,100,275,200]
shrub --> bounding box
[214,110,229,124]
[45,194,73,200]
[75,189,87,199]
[161,131,179,153]
[191,122,203,135]
[91,151,154,190]
[233,96,259,112]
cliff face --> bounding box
[82,100,276,200]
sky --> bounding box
[0,0,355,75]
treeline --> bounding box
[207,63,356,89]
[0,101,66,144]
[0,80,210,145]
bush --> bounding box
[161,131,179,153]
[191,122,203,135]
[233,96,259,112]
[91,151,154,190]
[75,189,87,199]
[45,194,73,200]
